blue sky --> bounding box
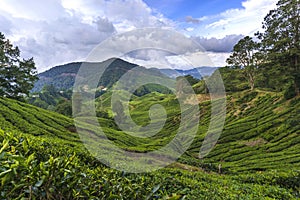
[0,0,278,71]
[144,0,243,20]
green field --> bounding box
[0,89,300,199]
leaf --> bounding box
[108,193,120,200]
[0,140,9,154]
[0,152,5,159]
[22,139,28,152]
[0,169,12,178]
[152,184,160,193]
[35,179,44,187]
[25,153,35,165]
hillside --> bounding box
[33,58,139,92]
[94,89,300,173]
[1,94,300,199]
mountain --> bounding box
[159,66,218,79]
[33,58,172,92]
[30,58,175,113]
[32,62,81,92]
[33,59,218,92]
[32,58,138,92]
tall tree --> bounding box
[226,36,262,90]
[0,32,38,99]
[257,0,300,94]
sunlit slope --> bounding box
[0,97,79,143]
[184,90,300,172]
[93,89,300,172]
[0,93,299,198]
[1,89,300,173]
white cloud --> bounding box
[181,0,278,39]
[193,34,244,52]
[61,0,172,32]
[0,0,279,72]
[0,0,66,20]
[166,51,229,69]
[0,15,12,34]
[0,0,172,72]
[206,52,230,67]
[94,17,116,33]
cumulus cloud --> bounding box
[166,51,229,69]
[0,0,279,71]
[193,34,244,52]
[123,50,175,69]
[15,16,116,71]
[122,50,229,69]
[0,0,172,72]
[86,28,205,65]
[94,17,116,33]
[61,0,172,32]
[0,0,66,20]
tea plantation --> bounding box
[0,90,300,199]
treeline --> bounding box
[222,0,299,99]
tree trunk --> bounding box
[294,79,300,96]
[248,73,255,91]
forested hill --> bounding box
[33,58,139,92]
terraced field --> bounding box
[101,90,300,173]
[0,90,300,199]
[187,90,300,173]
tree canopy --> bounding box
[226,36,262,90]
[0,32,38,100]
[225,0,299,96]
[258,0,300,95]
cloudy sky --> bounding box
[0,0,278,72]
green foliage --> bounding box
[256,0,300,94]
[29,84,73,116]
[226,36,262,90]
[0,129,297,199]
[192,79,208,94]
[133,83,172,97]
[2,1,300,198]
[177,75,200,86]
[213,67,249,92]
[0,32,38,100]
[55,100,72,117]
[223,0,300,94]
[284,82,297,100]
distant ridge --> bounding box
[33,58,218,92]
[158,66,219,79]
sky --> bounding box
[0,0,278,72]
